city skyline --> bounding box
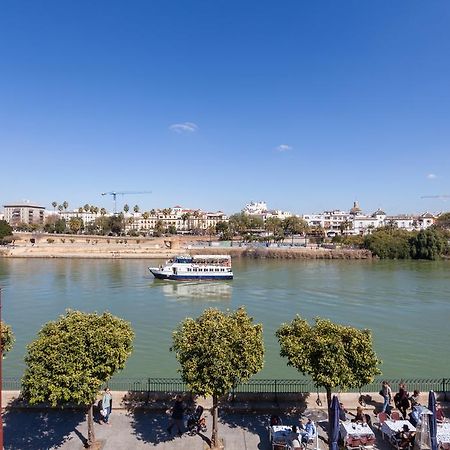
[1,1,450,215]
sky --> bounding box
[1,0,450,216]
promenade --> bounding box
[3,390,443,450]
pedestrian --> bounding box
[380,380,392,413]
[101,387,112,425]
[395,383,410,419]
[167,394,185,437]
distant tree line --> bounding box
[333,217,450,260]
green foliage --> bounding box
[434,212,450,230]
[276,316,381,392]
[1,321,15,354]
[54,219,67,234]
[409,228,447,260]
[171,307,264,397]
[0,220,14,244]
[22,310,134,406]
[363,229,411,259]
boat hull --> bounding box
[149,268,233,281]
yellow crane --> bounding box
[101,190,152,214]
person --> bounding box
[302,418,316,444]
[395,383,410,419]
[409,390,420,408]
[270,414,282,426]
[101,387,112,425]
[339,402,349,421]
[167,394,185,437]
[395,424,415,449]
[353,406,367,424]
[408,407,419,427]
[380,381,393,413]
[286,425,302,450]
[436,405,446,423]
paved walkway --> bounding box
[3,407,396,450]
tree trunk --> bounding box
[211,394,218,448]
[87,403,96,446]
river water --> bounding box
[1,258,449,380]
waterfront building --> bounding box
[242,201,293,221]
[126,206,228,235]
[58,210,101,225]
[3,202,45,226]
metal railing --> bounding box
[5,377,449,396]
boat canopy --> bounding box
[174,256,194,263]
[192,255,231,261]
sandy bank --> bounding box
[0,233,373,260]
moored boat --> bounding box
[149,255,233,280]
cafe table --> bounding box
[340,421,375,439]
[269,425,293,447]
[381,420,416,440]
[437,423,450,445]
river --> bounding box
[1,258,449,380]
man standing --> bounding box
[167,394,185,437]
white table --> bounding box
[381,420,416,439]
[270,425,292,445]
[340,421,375,439]
[437,423,450,445]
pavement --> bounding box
[2,406,396,450]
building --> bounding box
[3,202,45,226]
[242,201,292,221]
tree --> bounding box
[153,219,165,236]
[364,229,411,259]
[133,205,139,214]
[54,219,67,234]
[1,320,15,354]
[84,204,90,213]
[434,212,450,230]
[265,217,284,242]
[68,217,83,234]
[0,220,13,245]
[62,201,68,211]
[171,307,264,448]
[409,228,446,260]
[51,201,57,212]
[215,221,230,240]
[123,204,129,214]
[283,216,308,245]
[22,310,134,447]
[276,316,381,413]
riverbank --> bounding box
[0,233,373,259]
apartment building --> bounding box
[3,202,45,226]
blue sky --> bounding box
[1,1,450,215]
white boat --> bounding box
[149,255,233,281]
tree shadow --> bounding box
[3,406,86,450]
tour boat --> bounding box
[149,255,233,280]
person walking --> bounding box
[167,394,185,437]
[380,380,392,413]
[101,387,113,425]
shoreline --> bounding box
[0,233,373,260]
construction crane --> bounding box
[101,191,152,214]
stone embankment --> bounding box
[0,233,373,260]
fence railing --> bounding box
[4,377,449,396]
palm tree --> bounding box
[123,204,130,214]
[78,207,84,213]
[63,201,68,211]
[84,204,90,213]
[133,205,140,214]
[100,208,107,216]
[58,204,64,213]
[52,201,57,212]
[142,211,150,220]
[181,212,191,232]
[150,209,156,216]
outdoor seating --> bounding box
[346,436,362,450]
[391,411,401,420]
[377,412,388,431]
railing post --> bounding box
[274,379,278,405]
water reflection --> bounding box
[158,281,232,301]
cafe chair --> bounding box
[346,437,362,450]
[390,411,401,420]
[272,443,288,450]
[377,412,388,431]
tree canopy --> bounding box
[0,220,13,244]
[171,307,264,447]
[276,316,381,409]
[22,310,134,446]
[409,228,447,260]
[1,320,15,354]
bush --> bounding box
[47,238,55,244]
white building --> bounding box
[3,202,45,226]
[242,201,292,221]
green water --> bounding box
[1,258,449,380]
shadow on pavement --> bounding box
[219,412,270,450]
[3,408,86,450]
